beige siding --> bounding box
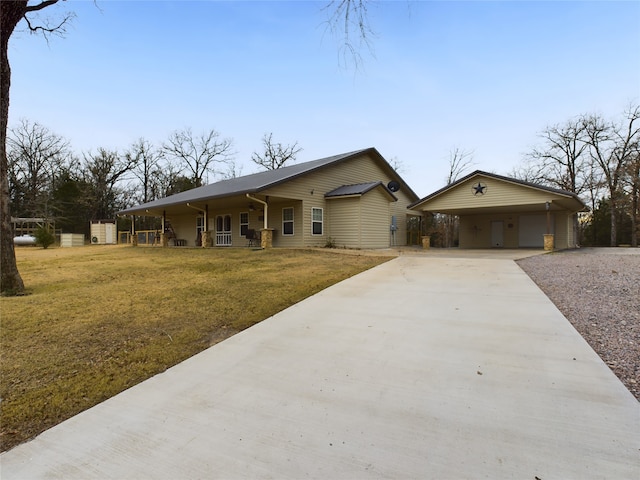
[460,215,501,248]
[60,233,85,247]
[90,222,116,245]
[327,190,393,249]
[169,215,198,246]
[424,175,560,211]
[269,200,304,247]
[360,189,393,248]
[263,153,414,247]
[157,152,416,249]
[327,197,360,248]
[553,212,573,249]
[460,211,578,249]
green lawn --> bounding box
[0,245,391,452]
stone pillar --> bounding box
[201,231,210,248]
[421,235,431,249]
[543,234,554,251]
[160,232,168,247]
[261,228,274,249]
[131,234,138,247]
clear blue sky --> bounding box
[8,0,640,197]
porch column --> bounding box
[201,230,210,248]
[261,228,274,249]
[544,201,554,250]
[544,234,554,251]
[130,216,138,246]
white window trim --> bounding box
[196,215,205,234]
[239,212,249,236]
[282,207,294,236]
[311,207,323,236]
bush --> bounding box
[33,226,56,249]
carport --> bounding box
[410,171,587,250]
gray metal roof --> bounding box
[325,182,397,200]
[119,148,384,215]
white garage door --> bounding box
[519,214,553,247]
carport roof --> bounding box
[119,147,414,216]
[409,170,588,212]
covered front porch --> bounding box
[119,193,300,249]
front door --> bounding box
[216,215,232,246]
[491,221,504,248]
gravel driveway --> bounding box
[517,248,640,400]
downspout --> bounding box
[186,202,207,219]
[186,203,208,246]
[246,194,268,229]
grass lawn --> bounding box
[0,245,391,452]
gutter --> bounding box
[246,194,268,230]
[186,203,209,231]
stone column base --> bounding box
[131,234,138,246]
[261,228,274,249]
[160,233,168,247]
[543,234,554,251]
[201,231,210,248]
[421,236,431,249]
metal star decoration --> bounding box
[472,182,487,195]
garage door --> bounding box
[519,214,553,247]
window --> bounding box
[196,215,205,235]
[283,207,294,235]
[312,208,323,235]
[240,212,249,236]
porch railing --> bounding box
[216,232,232,246]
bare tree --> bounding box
[7,118,69,217]
[322,0,375,68]
[622,143,640,246]
[519,118,601,245]
[445,147,475,185]
[127,138,163,205]
[162,128,234,188]
[583,106,640,246]
[387,156,406,174]
[83,148,138,220]
[220,158,244,180]
[526,118,591,194]
[251,133,302,171]
[1,0,74,294]
[434,147,475,248]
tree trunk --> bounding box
[609,197,618,246]
[1,1,29,294]
[632,162,639,247]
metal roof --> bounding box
[119,148,390,215]
[324,181,397,200]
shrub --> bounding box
[34,226,56,249]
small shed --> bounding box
[90,220,117,245]
[60,234,85,247]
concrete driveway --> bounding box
[2,253,638,479]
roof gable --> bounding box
[409,170,587,213]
